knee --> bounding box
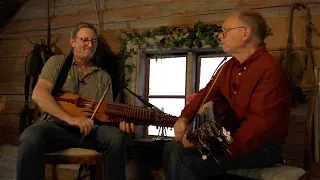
[98,126,124,150]
[169,142,185,161]
[162,141,179,171]
[164,141,178,154]
[19,124,44,149]
[163,141,178,159]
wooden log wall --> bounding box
[0,0,320,145]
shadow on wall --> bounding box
[94,35,127,103]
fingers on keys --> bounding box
[120,121,135,133]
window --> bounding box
[198,56,232,91]
[145,54,232,138]
[147,56,187,137]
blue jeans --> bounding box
[162,141,282,180]
[16,118,126,180]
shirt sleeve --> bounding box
[227,69,291,157]
[38,55,66,86]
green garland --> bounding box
[116,21,273,88]
[117,20,273,58]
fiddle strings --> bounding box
[82,90,137,105]
[79,83,111,144]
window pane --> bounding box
[149,98,185,116]
[147,98,185,137]
[148,125,175,137]
[149,57,186,95]
[199,57,232,90]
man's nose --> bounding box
[87,41,93,47]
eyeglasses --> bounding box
[76,37,98,45]
[220,26,247,38]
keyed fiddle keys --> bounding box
[54,92,178,126]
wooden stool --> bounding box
[44,148,103,180]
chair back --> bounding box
[282,85,318,173]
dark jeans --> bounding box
[16,117,126,180]
[162,141,282,180]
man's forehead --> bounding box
[77,28,97,37]
[222,16,241,28]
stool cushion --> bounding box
[45,148,100,157]
[226,163,306,180]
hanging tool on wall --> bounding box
[19,0,55,133]
[283,3,320,105]
[47,0,52,48]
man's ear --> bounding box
[70,38,75,48]
[243,27,252,41]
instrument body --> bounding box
[186,97,239,163]
[54,92,177,127]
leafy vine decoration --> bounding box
[117,20,273,59]
[117,20,273,87]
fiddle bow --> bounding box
[89,83,111,121]
[80,83,111,142]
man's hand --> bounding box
[119,121,135,133]
[66,116,94,136]
[174,117,188,141]
[182,134,197,148]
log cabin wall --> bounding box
[0,0,320,146]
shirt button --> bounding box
[238,72,241,75]
[234,91,237,94]
[244,67,247,70]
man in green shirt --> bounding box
[16,22,135,180]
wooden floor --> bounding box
[2,143,320,180]
[0,143,165,180]
[44,161,165,180]
[0,143,17,180]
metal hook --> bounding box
[40,39,46,45]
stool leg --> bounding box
[89,165,96,180]
[95,158,103,180]
[51,164,58,180]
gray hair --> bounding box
[238,10,267,42]
[69,22,98,38]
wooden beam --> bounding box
[0,129,20,145]
[0,16,320,57]
[12,0,320,21]
[13,0,171,21]
[0,30,122,56]
[0,56,26,70]
[0,94,31,102]
[0,70,25,86]
[0,85,31,95]
[1,1,319,36]
[0,102,29,114]
[0,114,20,134]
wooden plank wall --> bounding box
[0,0,320,145]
